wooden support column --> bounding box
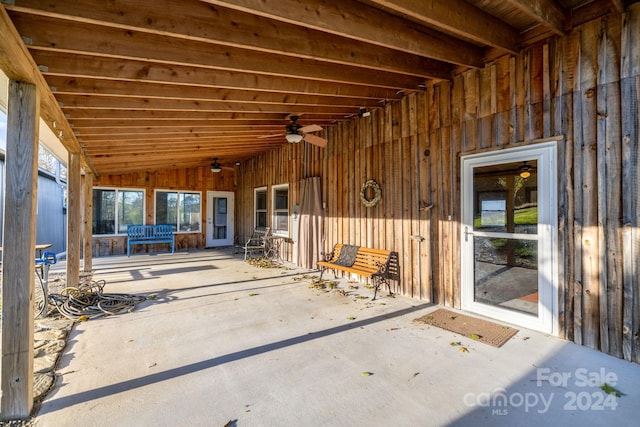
[1,80,39,420]
[66,152,82,288]
[82,172,94,272]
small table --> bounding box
[263,235,284,263]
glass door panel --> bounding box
[461,143,558,334]
[206,191,234,247]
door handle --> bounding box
[464,226,474,242]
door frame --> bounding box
[460,141,559,334]
[206,191,234,247]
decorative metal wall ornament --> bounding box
[360,179,381,208]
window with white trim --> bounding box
[271,184,289,236]
[254,187,267,228]
[93,188,145,235]
[155,190,201,232]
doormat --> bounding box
[414,309,518,348]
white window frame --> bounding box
[254,186,267,229]
[271,184,289,237]
[92,187,146,236]
[154,189,202,233]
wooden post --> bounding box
[82,172,94,272]
[66,152,81,288]
[1,80,39,420]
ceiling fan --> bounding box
[210,158,236,173]
[259,115,328,148]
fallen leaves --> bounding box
[601,383,625,397]
[450,341,470,353]
[246,257,282,269]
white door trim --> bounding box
[460,142,559,335]
[206,191,234,247]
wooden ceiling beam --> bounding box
[8,13,437,88]
[87,144,280,156]
[55,94,361,115]
[86,141,280,150]
[78,131,294,142]
[31,52,405,101]
[565,0,626,31]
[203,0,485,67]
[0,6,95,171]
[502,0,566,35]
[74,125,286,135]
[361,0,520,52]
[64,110,349,121]
[7,0,452,80]
[72,121,323,130]
[45,76,384,109]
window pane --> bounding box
[473,161,538,234]
[156,191,178,229]
[118,190,144,233]
[179,192,201,231]
[274,212,288,233]
[256,211,267,228]
[474,236,538,315]
[93,189,115,234]
[274,188,288,210]
[256,189,266,210]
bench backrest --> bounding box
[127,224,174,239]
[332,243,392,271]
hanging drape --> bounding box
[296,177,324,269]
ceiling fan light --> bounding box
[285,133,303,143]
[211,158,222,173]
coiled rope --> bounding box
[47,279,146,321]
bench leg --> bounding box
[371,276,393,301]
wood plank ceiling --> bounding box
[0,0,629,175]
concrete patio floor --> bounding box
[34,248,640,426]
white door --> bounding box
[461,142,558,334]
[206,191,234,247]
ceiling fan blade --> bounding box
[257,133,284,139]
[300,124,323,133]
[303,133,328,148]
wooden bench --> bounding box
[317,243,398,300]
[127,224,175,257]
[236,227,270,260]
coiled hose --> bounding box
[47,279,146,321]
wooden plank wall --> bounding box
[93,165,235,255]
[93,6,639,361]
[234,5,640,361]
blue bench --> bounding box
[127,224,175,257]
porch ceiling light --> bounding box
[285,132,303,143]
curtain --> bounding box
[296,177,324,269]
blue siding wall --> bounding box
[0,161,67,255]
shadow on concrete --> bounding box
[39,302,432,415]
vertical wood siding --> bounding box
[94,6,640,362]
[234,6,640,361]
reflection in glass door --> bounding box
[461,143,558,334]
[206,191,234,247]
